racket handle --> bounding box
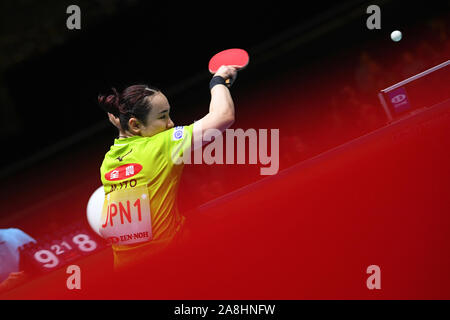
[225,74,237,87]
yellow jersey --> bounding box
[99,124,193,269]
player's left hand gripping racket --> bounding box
[208,48,249,87]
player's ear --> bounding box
[128,117,142,135]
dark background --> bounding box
[1,0,448,175]
[0,0,449,224]
[0,0,336,170]
[1,0,450,299]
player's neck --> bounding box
[118,130,134,139]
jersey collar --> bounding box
[113,135,141,146]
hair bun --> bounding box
[98,87,120,116]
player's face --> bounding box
[140,92,174,137]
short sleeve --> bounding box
[163,124,194,165]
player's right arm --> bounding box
[192,65,238,148]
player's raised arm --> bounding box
[192,65,239,148]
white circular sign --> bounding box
[86,186,105,236]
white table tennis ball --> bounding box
[391,30,402,42]
[86,186,105,236]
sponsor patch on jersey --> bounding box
[172,126,184,141]
[105,163,143,181]
[100,185,153,245]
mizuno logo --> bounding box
[117,149,132,162]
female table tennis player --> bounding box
[98,65,239,270]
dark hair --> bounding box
[98,84,160,130]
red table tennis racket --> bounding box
[208,48,249,86]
